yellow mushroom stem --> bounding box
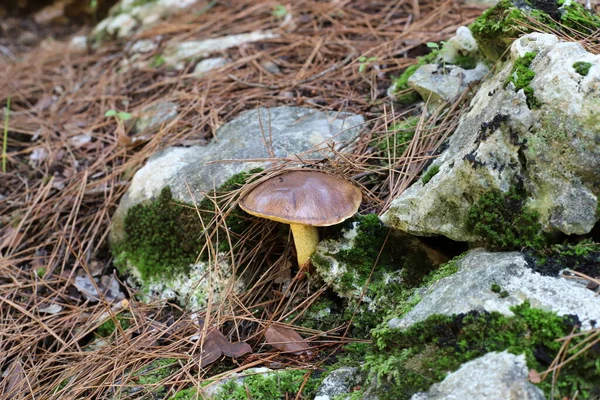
[289,223,320,268]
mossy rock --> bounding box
[470,0,600,61]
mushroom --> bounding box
[239,170,362,267]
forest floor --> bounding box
[0,0,550,399]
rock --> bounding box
[105,13,138,39]
[116,106,363,213]
[408,62,489,105]
[91,0,199,43]
[193,57,228,77]
[381,33,600,241]
[163,31,279,69]
[388,249,600,331]
[129,39,158,54]
[133,101,178,134]
[68,36,88,52]
[315,367,361,400]
[136,255,239,310]
[410,351,545,400]
[312,215,447,313]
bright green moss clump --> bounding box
[470,0,600,62]
[113,170,260,282]
[466,186,547,251]
[573,61,592,76]
[505,51,540,109]
[171,370,318,400]
[359,302,599,400]
[421,164,439,184]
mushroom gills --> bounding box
[289,223,320,268]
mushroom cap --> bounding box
[239,170,362,226]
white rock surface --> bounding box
[315,368,361,400]
[163,31,278,69]
[408,62,489,105]
[133,101,178,134]
[411,352,545,400]
[388,249,600,330]
[193,57,229,77]
[382,33,600,240]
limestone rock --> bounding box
[381,33,600,241]
[91,0,199,42]
[135,255,239,310]
[193,57,229,77]
[315,368,361,400]
[388,249,600,331]
[411,352,545,400]
[163,31,279,70]
[408,62,489,105]
[133,101,178,134]
[312,217,447,312]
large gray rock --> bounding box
[163,31,278,70]
[381,33,600,241]
[314,367,361,400]
[133,101,178,134]
[388,249,600,331]
[411,351,545,400]
[113,106,363,229]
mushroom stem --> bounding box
[289,223,319,268]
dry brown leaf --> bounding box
[2,359,25,399]
[207,328,253,358]
[264,325,312,356]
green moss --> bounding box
[130,358,179,397]
[372,117,419,162]
[419,253,464,287]
[421,164,439,184]
[361,302,599,400]
[490,283,509,298]
[559,1,600,35]
[150,55,166,68]
[525,239,600,278]
[392,64,422,105]
[97,315,132,337]
[206,369,317,400]
[466,186,547,251]
[35,267,46,278]
[313,215,444,334]
[573,61,592,76]
[452,53,478,70]
[112,169,261,282]
[113,187,201,281]
[505,51,540,109]
[470,0,600,62]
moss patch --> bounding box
[97,315,132,337]
[171,369,318,400]
[466,186,547,251]
[573,61,592,76]
[112,169,261,282]
[357,302,599,400]
[505,51,540,109]
[524,239,600,278]
[421,164,439,184]
[470,0,600,62]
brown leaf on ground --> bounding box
[1,359,26,399]
[264,324,312,356]
[196,318,252,366]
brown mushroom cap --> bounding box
[239,170,362,226]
